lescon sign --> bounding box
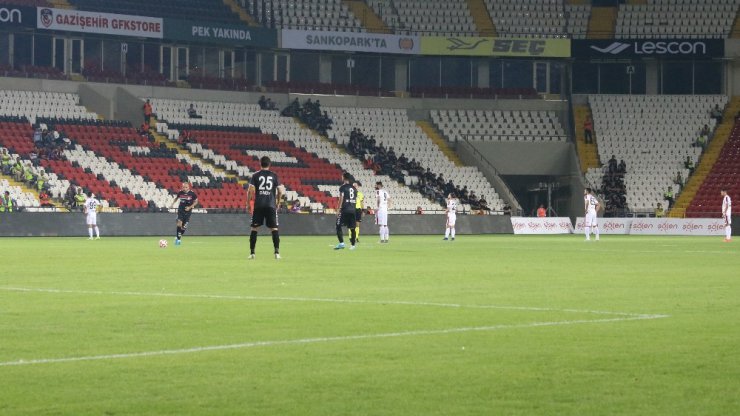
[421,36,570,57]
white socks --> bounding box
[727,226,732,240]
[379,226,389,241]
[95,226,100,238]
[584,226,591,239]
[594,226,600,239]
[445,228,450,238]
[88,228,93,238]
[451,228,455,238]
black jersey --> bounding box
[250,169,280,209]
[176,190,197,211]
[339,183,357,213]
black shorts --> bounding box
[355,209,363,222]
[177,210,192,225]
[337,211,357,229]
[251,206,279,229]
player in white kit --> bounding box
[584,187,600,241]
[84,192,101,240]
[721,189,732,242]
[444,193,458,241]
[375,181,391,243]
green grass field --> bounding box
[1,235,738,415]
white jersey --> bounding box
[447,198,458,214]
[376,189,390,211]
[584,194,598,215]
[722,194,732,216]
[85,197,100,214]
[85,197,100,225]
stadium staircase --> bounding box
[732,12,740,38]
[670,97,740,218]
[150,128,248,187]
[574,105,600,174]
[343,0,391,33]
[0,173,66,210]
[222,0,260,26]
[416,120,464,167]
[587,7,617,39]
[466,0,496,36]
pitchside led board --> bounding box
[571,39,725,59]
[420,36,571,57]
[0,6,36,28]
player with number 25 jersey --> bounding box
[247,156,284,259]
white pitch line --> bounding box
[0,315,668,367]
[0,287,664,318]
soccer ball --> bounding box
[159,239,168,248]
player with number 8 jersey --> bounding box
[335,171,357,250]
[247,156,285,259]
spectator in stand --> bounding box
[710,104,723,124]
[664,186,675,209]
[684,156,695,176]
[187,104,203,119]
[537,204,546,217]
[33,127,42,145]
[503,204,512,216]
[64,184,77,208]
[291,200,302,213]
[143,99,153,124]
[39,190,53,208]
[608,155,618,173]
[415,206,423,214]
[1,148,11,172]
[258,95,268,110]
[0,191,15,212]
[674,171,684,190]
[74,187,86,211]
[583,116,594,144]
[478,195,490,212]
[655,202,665,218]
[617,159,626,175]
[12,159,24,181]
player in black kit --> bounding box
[246,156,285,259]
[334,171,357,250]
[170,182,198,246]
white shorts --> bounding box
[724,214,732,225]
[86,212,97,225]
[585,212,598,227]
[446,213,456,227]
[375,209,388,226]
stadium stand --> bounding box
[587,95,727,213]
[249,0,363,31]
[484,0,591,39]
[0,0,51,5]
[686,117,740,217]
[430,109,567,143]
[366,0,477,36]
[615,0,739,39]
[153,98,462,212]
[67,0,243,24]
[324,106,503,212]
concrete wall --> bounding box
[0,213,514,237]
[468,141,574,176]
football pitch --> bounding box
[0,235,738,415]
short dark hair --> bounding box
[342,171,352,182]
[585,187,592,193]
[721,188,727,192]
[260,156,271,168]
[375,181,383,187]
[354,181,361,186]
